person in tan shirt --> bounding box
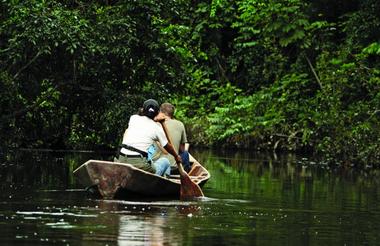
[153,102,191,173]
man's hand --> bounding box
[175,155,182,164]
[154,112,166,122]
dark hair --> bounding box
[137,107,144,116]
[143,99,159,119]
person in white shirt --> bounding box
[115,99,181,176]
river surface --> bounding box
[0,148,380,245]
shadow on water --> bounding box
[0,148,380,245]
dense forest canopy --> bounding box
[1,0,379,167]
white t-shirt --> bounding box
[121,115,168,155]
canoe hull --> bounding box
[73,157,210,199]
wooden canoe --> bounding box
[73,154,210,199]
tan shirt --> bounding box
[154,118,187,166]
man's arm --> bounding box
[179,121,189,153]
[163,143,182,164]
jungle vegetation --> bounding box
[1,0,380,167]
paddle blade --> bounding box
[179,172,204,199]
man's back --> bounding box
[161,118,187,166]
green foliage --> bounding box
[206,73,315,149]
[1,0,380,167]
[234,0,310,48]
[178,0,380,166]
[363,43,380,55]
[0,0,190,149]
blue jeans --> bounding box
[180,151,191,172]
[152,157,171,176]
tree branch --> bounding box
[305,55,323,89]
[13,51,42,79]
[0,84,60,126]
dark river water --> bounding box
[0,148,380,245]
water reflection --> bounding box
[0,149,108,191]
[0,148,380,245]
[97,199,202,245]
[118,214,168,246]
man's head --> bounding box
[160,102,175,118]
[143,99,159,119]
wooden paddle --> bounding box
[159,121,204,199]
